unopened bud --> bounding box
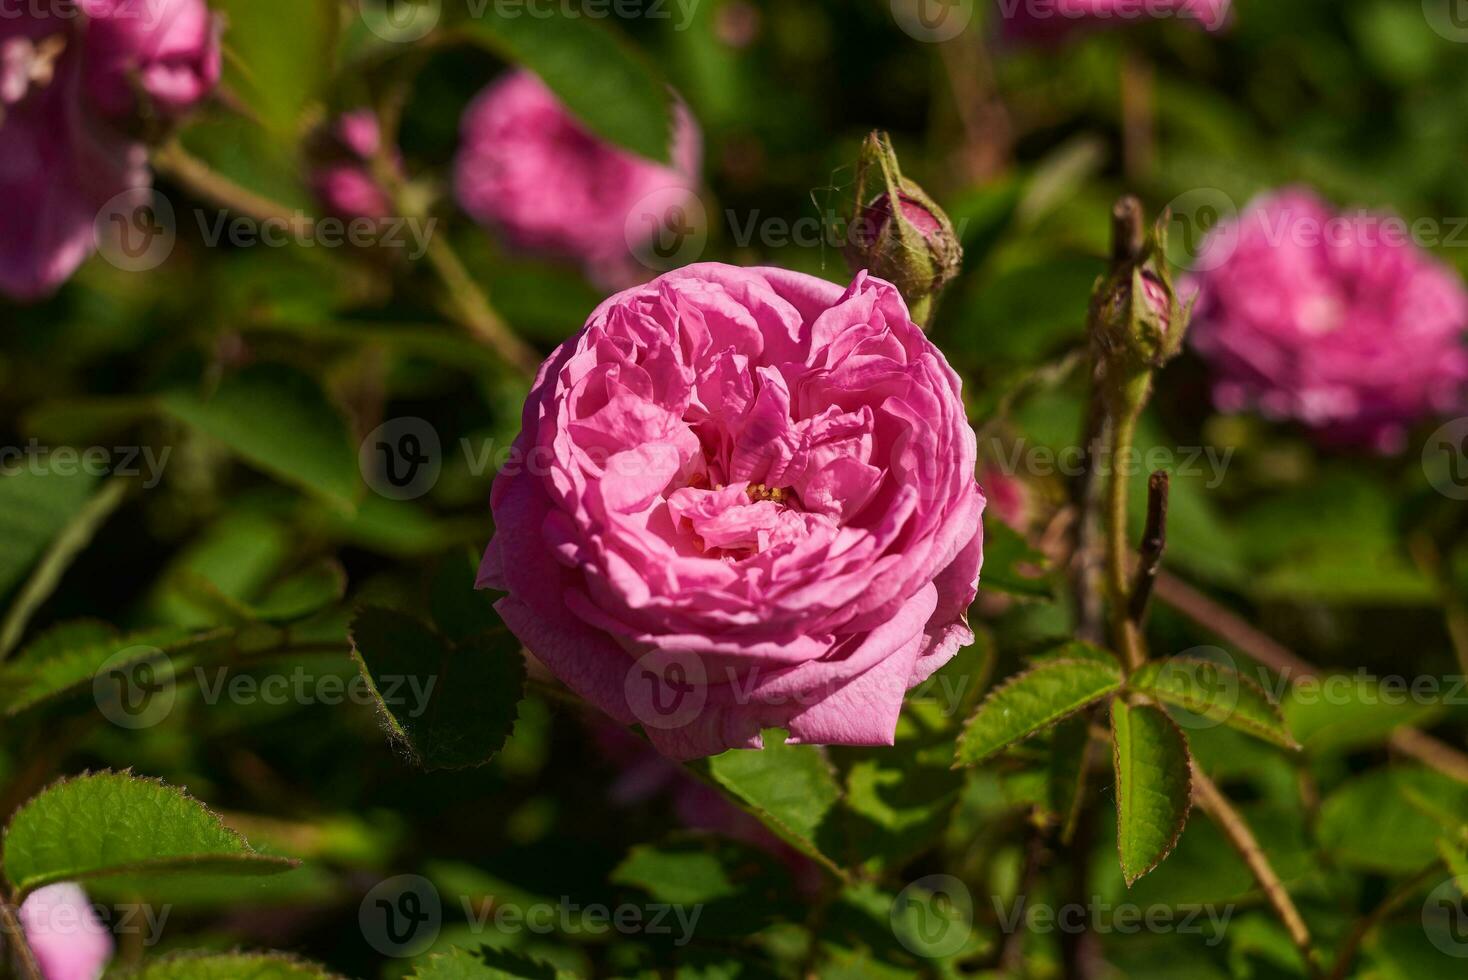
[845,132,962,325]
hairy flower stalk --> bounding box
[844,132,962,328]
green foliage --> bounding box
[2,772,296,898]
[117,951,345,979]
[349,607,525,770]
[955,650,1122,765]
[1110,701,1192,886]
[707,731,843,873]
[1129,658,1297,749]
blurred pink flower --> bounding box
[979,463,1032,532]
[0,0,219,300]
[478,264,985,760]
[311,109,393,220]
[998,0,1232,42]
[19,883,113,980]
[1185,188,1468,453]
[454,69,702,291]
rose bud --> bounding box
[19,882,114,980]
[478,263,985,760]
[310,110,394,220]
[1089,196,1190,387]
[845,132,962,327]
[1185,188,1468,453]
[454,69,702,292]
[0,0,220,300]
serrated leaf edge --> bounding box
[955,657,1123,767]
[1111,702,1193,887]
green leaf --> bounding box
[120,951,345,979]
[456,12,675,163]
[707,731,842,874]
[980,521,1057,601]
[1317,768,1463,873]
[210,0,338,142]
[1437,838,1468,888]
[1283,673,1445,755]
[955,655,1122,765]
[0,468,99,599]
[409,946,571,980]
[349,607,525,771]
[0,623,225,717]
[250,559,348,622]
[1046,716,1095,844]
[1111,701,1193,887]
[161,365,360,511]
[1130,658,1297,750]
[611,842,739,906]
[2,772,297,898]
[0,475,128,657]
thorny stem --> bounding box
[1326,862,1443,980]
[1192,766,1321,977]
[0,900,43,980]
[1103,402,1146,673]
[153,141,313,235]
[1128,471,1169,625]
[1154,572,1468,784]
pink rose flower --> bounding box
[0,0,220,300]
[310,109,393,220]
[454,69,702,292]
[1185,188,1468,453]
[979,463,1032,532]
[997,0,1232,42]
[478,264,985,760]
[18,883,113,980]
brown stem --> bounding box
[1070,371,1110,646]
[1120,48,1156,186]
[153,141,313,234]
[0,901,43,980]
[1155,571,1468,785]
[1128,471,1169,625]
[1326,862,1442,980]
[1192,766,1320,977]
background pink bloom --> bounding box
[478,264,984,760]
[998,0,1232,42]
[0,0,219,300]
[1185,188,1468,453]
[19,883,113,980]
[454,69,702,292]
[311,109,393,220]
